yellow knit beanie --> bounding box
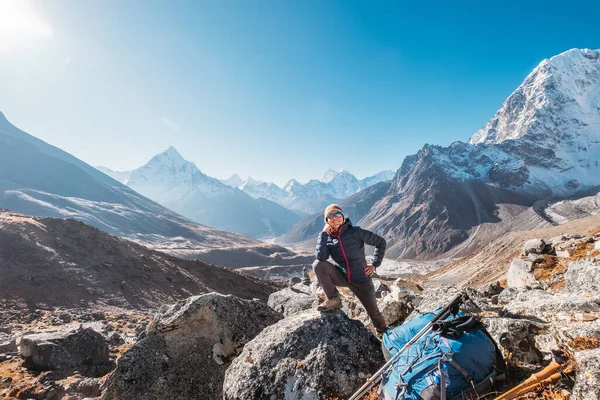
[324,204,344,223]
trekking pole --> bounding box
[348,292,467,400]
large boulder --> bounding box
[522,239,546,255]
[407,286,490,321]
[484,318,544,366]
[499,289,600,322]
[573,348,600,400]
[18,327,109,370]
[101,293,282,400]
[507,258,536,289]
[565,258,600,294]
[222,309,384,400]
[268,283,318,317]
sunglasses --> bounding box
[327,211,344,219]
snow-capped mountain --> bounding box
[221,174,244,188]
[233,168,396,214]
[96,166,132,184]
[123,147,300,238]
[355,48,600,259]
[0,111,300,267]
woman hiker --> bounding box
[312,204,390,334]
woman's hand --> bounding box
[365,264,375,276]
[323,223,333,234]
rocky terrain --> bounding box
[1,208,599,399]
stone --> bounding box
[76,378,102,397]
[222,309,384,400]
[565,258,600,294]
[407,286,491,321]
[523,239,546,255]
[101,293,282,400]
[301,266,311,285]
[499,289,600,322]
[482,281,503,297]
[288,277,301,286]
[596,241,600,251]
[379,295,410,326]
[19,327,109,370]
[507,258,536,289]
[573,348,600,400]
[484,318,544,366]
[372,279,391,299]
[0,334,17,354]
[267,283,319,317]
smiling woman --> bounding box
[0,0,53,50]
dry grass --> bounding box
[567,335,600,352]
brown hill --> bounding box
[0,210,280,312]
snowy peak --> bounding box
[221,174,244,188]
[470,48,600,146]
[320,169,339,183]
[127,147,232,202]
[146,146,191,170]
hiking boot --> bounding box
[316,296,342,312]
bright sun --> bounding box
[0,0,53,49]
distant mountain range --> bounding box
[280,48,600,260]
[0,111,307,267]
[100,157,395,222]
[100,147,301,238]
[221,169,395,214]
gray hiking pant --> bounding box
[312,259,388,332]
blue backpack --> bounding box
[380,312,505,400]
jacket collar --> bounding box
[332,218,352,235]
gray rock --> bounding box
[222,309,384,400]
[76,378,102,397]
[19,327,109,370]
[101,293,282,400]
[573,348,600,400]
[373,280,390,299]
[523,238,546,255]
[407,286,491,321]
[0,334,16,354]
[379,296,410,326]
[268,283,319,317]
[535,321,600,362]
[288,277,302,286]
[500,289,600,321]
[482,281,503,297]
[565,258,600,294]
[507,258,536,289]
[527,253,544,262]
[484,318,544,366]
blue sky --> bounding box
[1,0,599,186]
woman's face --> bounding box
[327,211,344,230]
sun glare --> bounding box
[0,0,53,49]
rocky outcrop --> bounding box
[101,293,282,400]
[18,327,109,371]
[573,348,600,400]
[267,283,318,317]
[565,258,600,294]
[507,258,536,288]
[522,238,546,255]
[222,310,384,400]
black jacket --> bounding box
[315,218,386,284]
